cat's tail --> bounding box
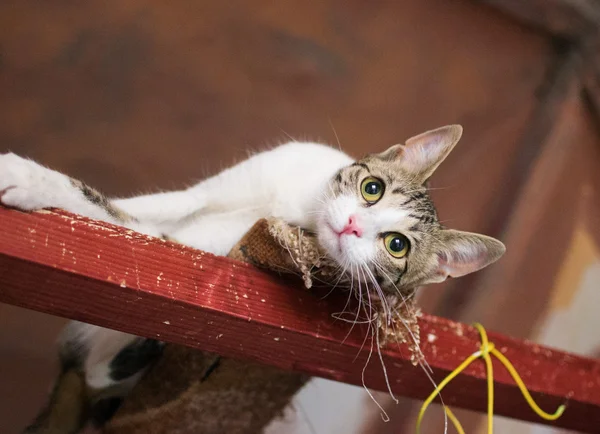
[23,365,125,434]
[22,360,90,434]
[22,322,162,434]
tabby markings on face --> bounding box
[316,125,505,295]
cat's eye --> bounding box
[360,177,384,203]
[384,233,409,258]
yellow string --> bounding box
[444,408,465,434]
[415,323,566,433]
[415,352,480,433]
[476,323,495,434]
[490,348,565,421]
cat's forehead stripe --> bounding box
[351,162,370,171]
[352,161,397,186]
[380,171,394,185]
[350,167,363,184]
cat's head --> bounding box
[316,125,505,294]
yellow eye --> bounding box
[384,233,409,258]
[360,177,384,203]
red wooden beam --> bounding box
[0,207,599,432]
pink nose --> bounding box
[340,215,363,238]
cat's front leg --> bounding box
[0,153,131,225]
[0,153,74,212]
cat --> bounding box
[0,125,504,433]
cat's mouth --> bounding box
[326,223,359,253]
[322,222,340,245]
[322,223,372,264]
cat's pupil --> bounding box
[365,182,380,195]
[389,237,405,252]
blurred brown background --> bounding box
[1,1,599,433]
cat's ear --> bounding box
[379,125,463,183]
[425,229,505,284]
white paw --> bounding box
[0,153,67,211]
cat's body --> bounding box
[118,142,355,255]
[0,125,504,433]
[1,142,352,254]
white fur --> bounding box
[114,142,354,254]
[0,153,123,224]
[59,322,140,390]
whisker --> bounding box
[369,262,449,433]
[370,261,426,361]
[359,265,400,404]
[375,319,398,404]
[328,117,343,152]
[342,264,363,344]
[355,265,374,361]
[331,313,373,324]
[401,185,453,195]
[361,310,390,422]
[278,127,296,142]
[334,266,356,327]
[362,265,392,323]
[320,260,350,300]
